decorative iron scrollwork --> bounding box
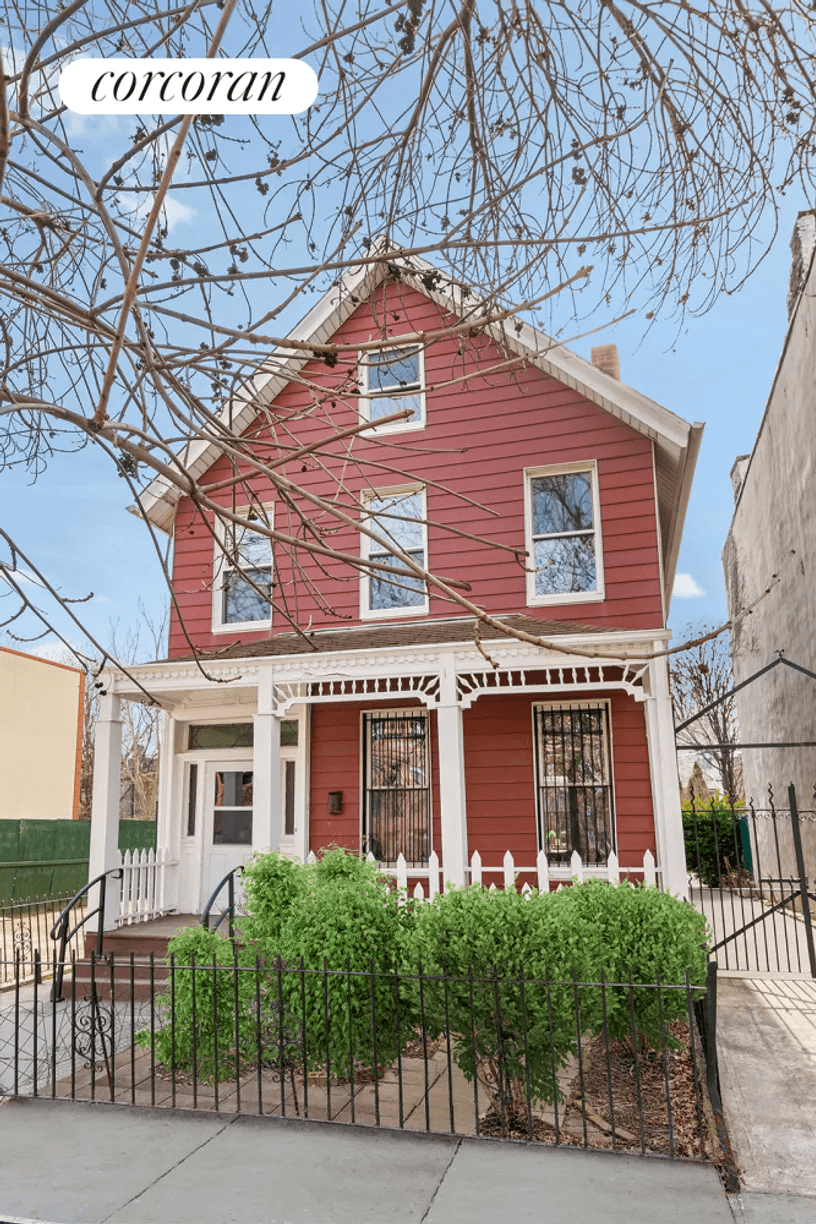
[73,993,113,1073]
[12,926,32,962]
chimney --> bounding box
[787,210,816,318]
[590,343,620,380]
[730,454,750,503]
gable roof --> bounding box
[136,248,703,600]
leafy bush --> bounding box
[546,878,708,1043]
[240,851,307,952]
[144,849,413,1083]
[406,879,708,1116]
[143,848,709,1115]
[683,794,747,886]
[137,925,258,1081]
[275,858,417,1080]
[407,885,602,1114]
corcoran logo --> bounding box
[59,58,318,115]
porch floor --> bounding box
[111,914,198,941]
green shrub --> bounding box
[308,845,387,888]
[406,879,708,1116]
[683,794,746,886]
[137,924,258,1081]
[142,849,414,1084]
[275,865,417,1080]
[546,878,708,1043]
[407,885,603,1114]
[241,851,307,952]
[142,848,709,1110]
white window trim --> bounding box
[358,344,426,434]
[359,484,430,620]
[211,504,274,634]
[530,698,617,859]
[523,460,605,606]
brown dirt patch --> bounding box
[560,1024,710,1158]
[478,1022,713,1159]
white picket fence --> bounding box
[116,847,173,925]
[359,847,658,903]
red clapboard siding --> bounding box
[168,281,665,656]
[306,692,655,869]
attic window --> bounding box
[359,345,425,432]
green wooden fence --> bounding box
[0,820,157,901]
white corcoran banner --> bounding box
[59,58,318,115]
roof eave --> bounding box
[663,420,704,603]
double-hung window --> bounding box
[359,345,425,431]
[362,710,431,865]
[525,463,603,604]
[212,509,273,631]
[361,487,428,617]
[533,702,615,866]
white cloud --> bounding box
[673,572,706,598]
[132,191,197,234]
[5,639,74,664]
[1,566,44,588]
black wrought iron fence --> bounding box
[0,894,85,987]
[684,784,816,977]
[0,952,729,1169]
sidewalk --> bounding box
[717,975,816,1223]
[0,1097,732,1224]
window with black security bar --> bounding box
[534,704,615,866]
[362,711,431,865]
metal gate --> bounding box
[684,784,816,977]
[676,654,816,977]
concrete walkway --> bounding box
[0,1097,733,1224]
[717,975,816,1222]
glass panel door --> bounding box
[201,762,254,913]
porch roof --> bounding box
[167,614,632,663]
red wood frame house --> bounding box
[87,255,702,931]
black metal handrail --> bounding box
[50,867,123,1002]
[200,866,243,939]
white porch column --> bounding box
[437,655,468,888]
[155,709,174,851]
[644,646,688,898]
[87,692,123,931]
[253,668,282,854]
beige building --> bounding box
[0,647,84,821]
[723,211,816,879]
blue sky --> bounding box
[570,196,806,640]
[0,177,807,662]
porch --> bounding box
[86,620,687,933]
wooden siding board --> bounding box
[169,282,665,654]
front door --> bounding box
[201,761,254,914]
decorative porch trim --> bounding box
[455,661,648,708]
[266,658,649,716]
[272,672,441,716]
